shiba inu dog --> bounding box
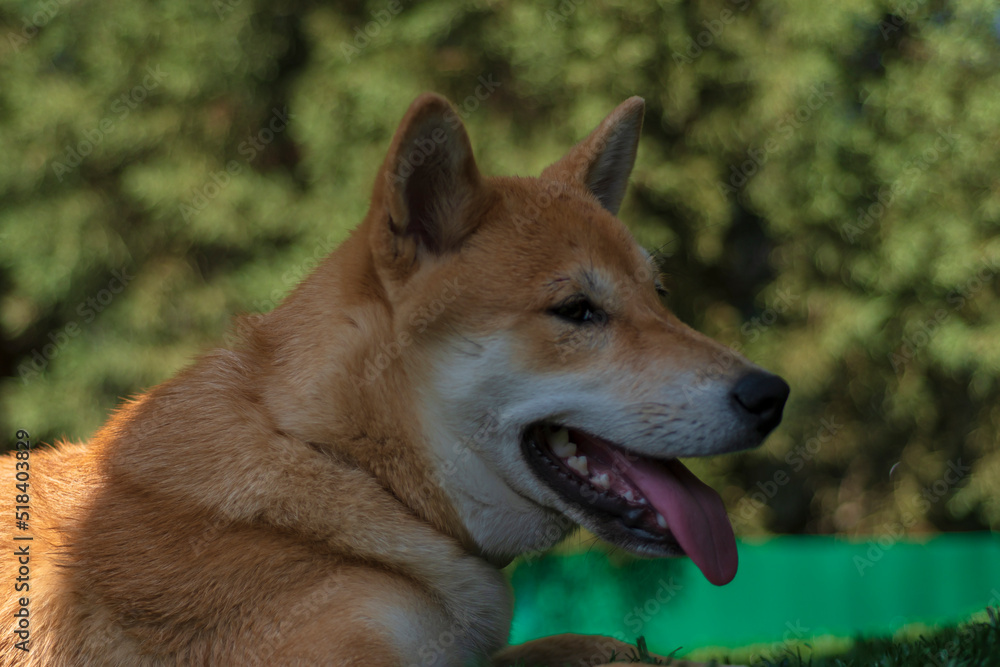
[2,93,788,666]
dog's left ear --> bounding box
[375,93,486,259]
[541,96,644,215]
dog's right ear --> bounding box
[373,93,486,264]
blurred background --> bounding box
[1,0,998,658]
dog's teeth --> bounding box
[591,473,610,490]
[548,428,576,458]
[623,490,635,503]
[552,441,577,458]
[566,455,589,477]
[656,512,668,529]
[637,496,648,505]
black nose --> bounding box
[731,371,790,436]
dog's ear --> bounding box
[375,93,485,258]
[541,96,644,215]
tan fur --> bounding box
[0,94,766,666]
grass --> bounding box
[603,607,1000,666]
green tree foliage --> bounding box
[1,0,998,536]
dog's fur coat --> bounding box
[1,94,787,666]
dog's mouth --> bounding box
[521,423,738,585]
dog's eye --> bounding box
[550,296,603,324]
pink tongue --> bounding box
[611,451,738,585]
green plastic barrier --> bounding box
[506,533,1000,653]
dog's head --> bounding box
[285,94,789,585]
